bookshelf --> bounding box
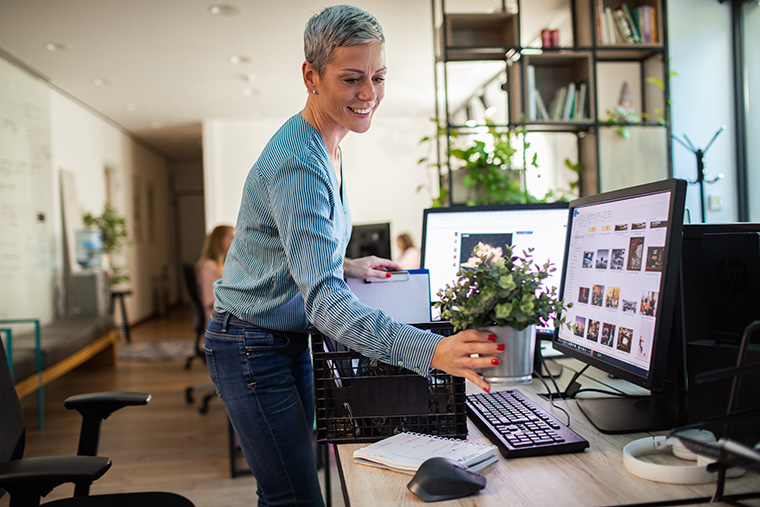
[432,0,671,203]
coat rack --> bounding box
[671,126,725,223]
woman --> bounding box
[395,232,420,270]
[195,225,234,324]
[205,6,504,505]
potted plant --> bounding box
[417,120,580,207]
[434,245,569,386]
[82,203,130,286]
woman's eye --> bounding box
[373,76,385,83]
[345,78,359,84]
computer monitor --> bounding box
[346,223,392,260]
[552,178,687,434]
[420,202,570,339]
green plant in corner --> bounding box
[435,245,570,332]
[82,203,129,285]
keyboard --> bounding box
[466,389,589,458]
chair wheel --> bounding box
[185,387,194,404]
[185,356,194,370]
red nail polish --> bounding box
[487,334,497,341]
[484,387,490,393]
[491,357,500,365]
[386,272,392,278]
[496,343,506,351]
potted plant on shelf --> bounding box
[435,245,569,386]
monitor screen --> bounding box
[553,178,687,433]
[420,202,570,336]
[346,223,391,260]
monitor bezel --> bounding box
[421,201,570,339]
[552,179,687,391]
[420,201,570,268]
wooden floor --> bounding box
[10,306,343,507]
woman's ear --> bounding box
[302,61,318,93]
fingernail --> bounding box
[386,272,392,278]
[487,334,497,341]
[491,358,500,365]
[484,387,490,393]
[496,343,506,351]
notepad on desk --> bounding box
[353,432,498,474]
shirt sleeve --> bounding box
[269,154,441,375]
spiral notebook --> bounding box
[353,432,499,474]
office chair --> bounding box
[181,262,217,414]
[0,338,194,507]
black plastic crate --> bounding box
[311,322,467,443]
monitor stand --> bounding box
[577,395,683,434]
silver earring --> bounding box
[312,89,317,95]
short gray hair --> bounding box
[304,5,385,76]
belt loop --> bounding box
[221,312,232,333]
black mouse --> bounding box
[407,457,486,502]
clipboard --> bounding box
[346,269,432,324]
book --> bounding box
[527,65,537,121]
[536,90,550,120]
[550,86,567,120]
[621,3,641,43]
[562,81,576,120]
[353,432,499,474]
[574,82,587,120]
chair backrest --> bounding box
[0,337,26,463]
[182,262,205,333]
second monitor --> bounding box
[420,202,570,339]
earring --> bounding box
[312,89,317,95]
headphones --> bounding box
[622,429,746,484]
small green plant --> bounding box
[435,246,570,332]
[82,203,129,285]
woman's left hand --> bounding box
[343,256,401,280]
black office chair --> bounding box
[0,337,195,507]
[182,262,217,414]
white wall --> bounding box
[745,2,759,222]
[0,55,175,327]
[203,115,435,260]
[50,91,176,324]
[668,0,737,223]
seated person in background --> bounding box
[395,232,420,270]
[196,225,235,324]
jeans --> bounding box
[204,311,324,507]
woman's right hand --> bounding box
[429,329,505,393]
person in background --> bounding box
[395,232,420,270]
[196,225,234,324]
[205,6,504,506]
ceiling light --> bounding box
[124,103,137,111]
[208,4,240,16]
[44,42,72,52]
[92,78,109,87]
[229,55,250,65]
[149,121,165,129]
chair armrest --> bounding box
[63,392,151,457]
[0,455,111,501]
[63,391,151,413]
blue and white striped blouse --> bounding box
[213,113,440,375]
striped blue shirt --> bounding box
[214,113,440,375]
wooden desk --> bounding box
[333,360,759,506]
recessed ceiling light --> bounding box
[228,55,250,65]
[44,42,73,52]
[241,87,256,96]
[124,103,137,111]
[208,4,239,16]
[92,78,109,87]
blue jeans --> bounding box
[204,311,324,507]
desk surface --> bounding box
[333,359,759,506]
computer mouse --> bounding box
[407,457,486,502]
